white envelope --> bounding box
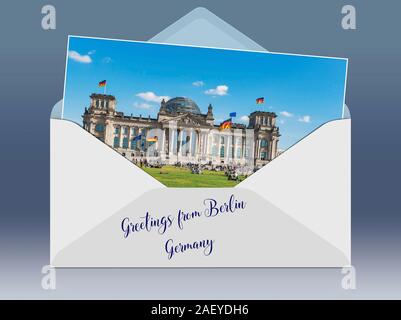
[50,7,351,267]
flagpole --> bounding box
[104,83,107,95]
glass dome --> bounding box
[164,97,201,115]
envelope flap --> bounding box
[51,119,165,260]
[238,119,351,260]
[150,7,266,51]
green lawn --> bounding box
[142,165,244,187]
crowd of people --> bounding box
[133,158,257,182]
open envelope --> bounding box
[50,8,351,267]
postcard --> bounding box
[51,35,349,267]
[62,36,347,187]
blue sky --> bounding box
[63,36,347,149]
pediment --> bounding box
[161,113,207,126]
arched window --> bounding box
[122,137,129,149]
[261,139,268,147]
[113,137,120,148]
[131,139,137,150]
[95,123,105,132]
[220,146,225,158]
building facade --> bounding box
[82,93,280,168]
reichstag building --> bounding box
[82,93,280,168]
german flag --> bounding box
[146,136,158,142]
[256,97,264,105]
[98,80,107,87]
[219,118,232,130]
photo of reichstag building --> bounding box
[83,93,280,169]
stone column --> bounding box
[169,127,175,158]
[203,132,208,156]
[188,130,192,157]
[104,121,113,146]
[209,133,214,157]
[161,128,166,153]
[200,132,204,156]
[118,125,123,149]
[195,130,200,157]
[178,129,183,156]
[164,128,168,155]
[224,133,228,162]
[254,138,259,159]
[208,133,213,157]
[201,132,206,156]
[270,137,278,160]
[135,127,140,151]
[89,121,95,135]
[225,133,229,162]
[241,135,245,159]
[268,138,273,160]
[227,133,231,162]
[217,134,221,160]
[223,133,228,162]
[140,128,144,152]
[175,129,179,155]
[128,127,133,150]
[198,131,202,158]
[233,136,238,161]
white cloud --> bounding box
[133,102,153,109]
[192,80,204,87]
[298,115,311,123]
[136,91,170,103]
[68,50,92,63]
[280,111,294,117]
[102,57,112,63]
[88,50,96,55]
[205,85,229,96]
[239,115,249,123]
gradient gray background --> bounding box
[0,0,400,299]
